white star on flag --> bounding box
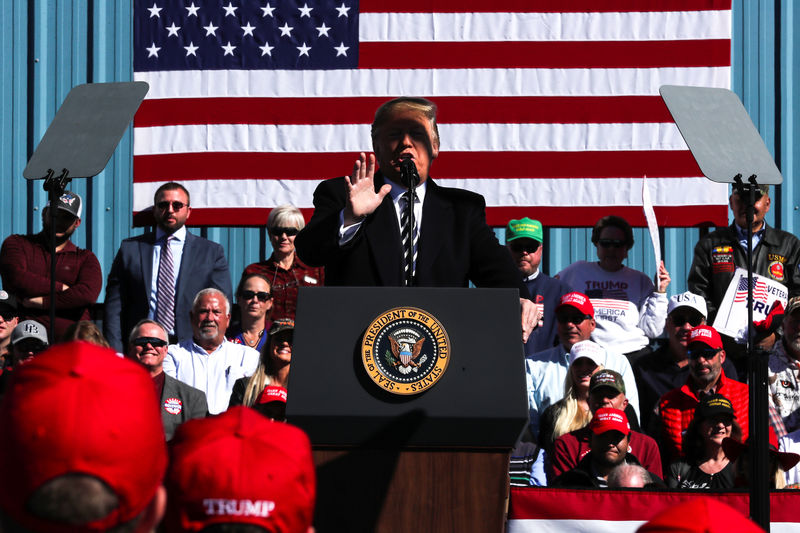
[146,42,161,57]
[221,41,236,56]
[278,23,293,37]
[185,2,199,17]
[298,4,313,17]
[260,2,274,17]
[334,42,349,56]
[147,4,162,18]
[259,42,274,56]
[203,22,218,36]
[335,3,350,17]
[166,22,180,37]
[223,2,238,16]
[241,22,255,37]
[297,42,311,57]
[316,23,330,37]
[184,42,199,56]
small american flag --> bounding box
[733,276,769,303]
[132,0,732,227]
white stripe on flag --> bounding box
[132,177,728,211]
[133,122,690,155]
[360,10,731,42]
[134,67,731,99]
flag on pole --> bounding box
[133,0,732,227]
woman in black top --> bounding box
[666,393,741,489]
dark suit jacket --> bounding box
[295,173,525,292]
[103,231,233,351]
[161,374,208,441]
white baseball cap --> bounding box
[667,291,708,318]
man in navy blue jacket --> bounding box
[506,218,573,354]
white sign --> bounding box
[712,267,788,342]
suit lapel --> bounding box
[417,179,450,284]
[365,173,403,285]
[140,234,156,298]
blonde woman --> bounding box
[228,318,293,410]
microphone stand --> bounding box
[42,168,71,344]
[734,174,770,530]
[399,159,419,287]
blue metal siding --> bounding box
[0,1,798,304]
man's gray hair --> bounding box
[191,288,230,316]
[127,319,168,348]
[607,463,652,489]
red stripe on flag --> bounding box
[132,205,727,228]
[360,0,732,13]
[358,40,731,69]
[133,151,702,181]
[134,96,675,127]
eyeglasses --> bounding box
[155,201,187,211]
[509,241,540,254]
[556,313,592,325]
[598,239,627,249]
[132,336,168,349]
[671,313,704,327]
[270,226,299,237]
[688,347,722,360]
[240,290,272,302]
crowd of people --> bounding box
[0,96,799,530]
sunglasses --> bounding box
[509,241,540,254]
[241,290,272,302]
[272,332,294,344]
[0,311,16,322]
[132,336,168,349]
[598,239,627,249]
[688,347,721,360]
[14,340,48,354]
[671,313,704,327]
[270,226,299,237]
[155,201,188,211]
[734,190,764,202]
[556,313,592,325]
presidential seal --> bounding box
[361,307,450,395]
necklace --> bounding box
[242,329,263,347]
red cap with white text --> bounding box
[556,292,594,317]
[589,408,630,435]
[687,325,723,350]
[165,406,315,533]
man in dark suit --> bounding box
[295,97,537,339]
[104,182,232,351]
[126,319,207,440]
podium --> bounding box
[288,287,528,533]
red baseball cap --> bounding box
[556,292,594,317]
[0,341,167,532]
[259,385,288,404]
[637,497,762,532]
[165,406,316,533]
[687,325,723,350]
[589,407,630,435]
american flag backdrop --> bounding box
[132,0,732,227]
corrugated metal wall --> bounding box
[1,0,798,301]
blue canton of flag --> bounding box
[133,0,359,71]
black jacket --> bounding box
[688,224,800,322]
[551,451,663,488]
[295,173,525,293]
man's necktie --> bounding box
[399,191,419,285]
[155,235,176,332]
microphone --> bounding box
[398,157,420,188]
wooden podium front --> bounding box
[289,288,528,533]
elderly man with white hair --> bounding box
[163,288,259,414]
